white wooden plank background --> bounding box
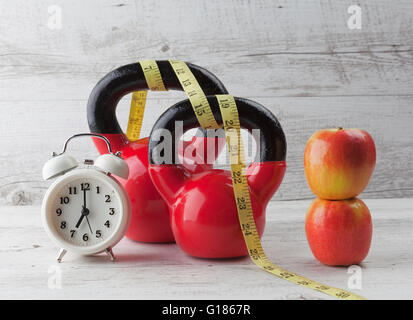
[1,0,413,204]
[1,198,412,300]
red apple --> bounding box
[304,128,376,200]
[305,197,372,266]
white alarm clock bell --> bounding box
[41,133,131,262]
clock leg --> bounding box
[105,247,116,261]
[57,248,67,263]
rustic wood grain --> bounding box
[0,198,411,299]
[0,0,412,204]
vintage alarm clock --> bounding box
[41,133,131,262]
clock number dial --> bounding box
[51,177,121,248]
[81,183,90,191]
[69,187,77,195]
[60,197,69,204]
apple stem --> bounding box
[338,127,343,131]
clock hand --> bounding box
[75,206,86,228]
[85,216,93,234]
[82,187,93,234]
[76,188,89,229]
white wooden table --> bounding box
[1,198,412,300]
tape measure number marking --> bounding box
[169,60,220,129]
[126,60,167,141]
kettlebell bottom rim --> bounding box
[148,96,287,165]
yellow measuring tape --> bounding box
[126,60,167,141]
[216,95,365,300]
[126,91,147,141]
[168,60,219,130]
[131,60,365,300]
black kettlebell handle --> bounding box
[148,96,287,164]
[87,61,228,135]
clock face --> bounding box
[42,169,129,253]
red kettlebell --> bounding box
[148,96,287,258]
[87,61,227,243]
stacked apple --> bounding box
[304,128,376,266]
